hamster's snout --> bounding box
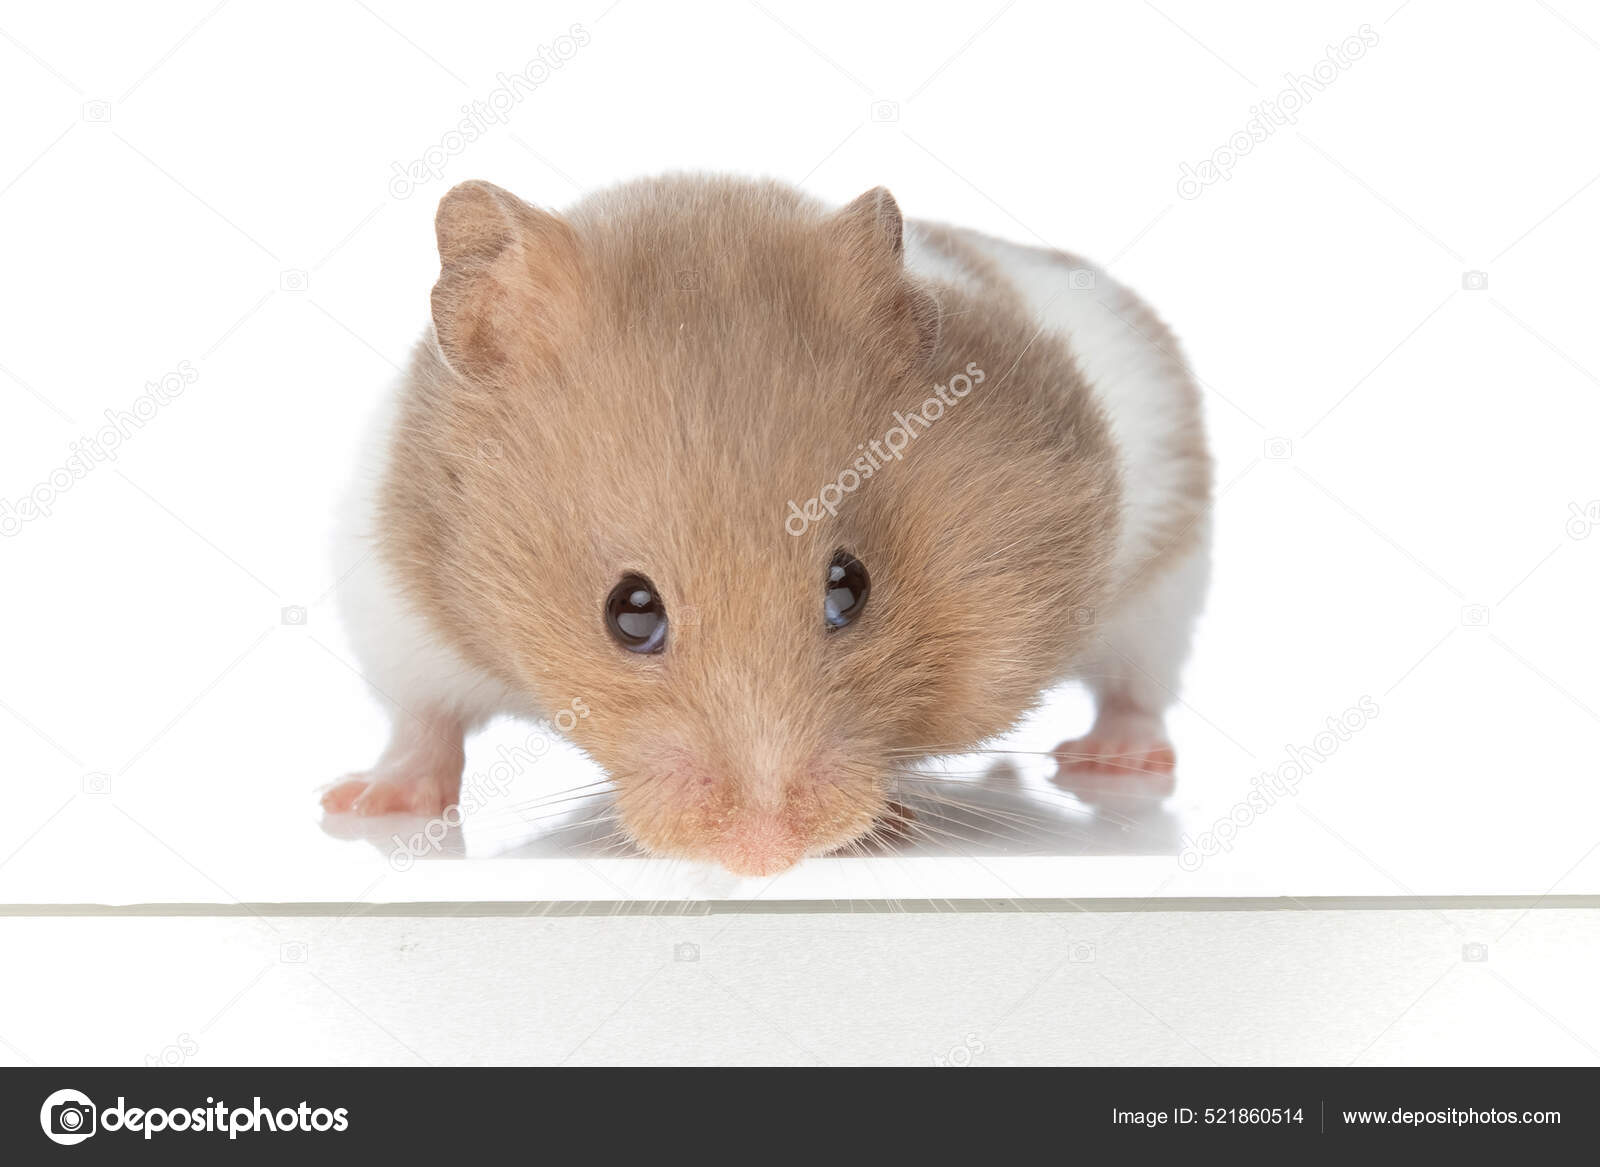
[708,812,809,878]
[611,745,887,877]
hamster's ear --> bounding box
[431,180,582,380]
[830,186,906,262]
[828,187,940,365]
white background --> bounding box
[1,1,1598,1063]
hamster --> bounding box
[323,174,1211,876]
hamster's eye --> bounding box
[825,551,870,630]
[605,574,667,654]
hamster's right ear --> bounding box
[431,180,583,381]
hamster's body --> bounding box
[326,175,1210,872]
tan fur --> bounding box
[378,175,1122,875]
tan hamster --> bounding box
[324,175,1211,876]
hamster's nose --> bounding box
[710,812,805,877]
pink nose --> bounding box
[710,813,805,877]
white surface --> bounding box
[4,907,1596,1065]
[3,1,1599,907]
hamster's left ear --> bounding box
[831,186,908,261]
[431,180,583,381]
[827,187,941,365]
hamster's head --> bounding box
[390,177,1118,876]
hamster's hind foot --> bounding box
[321,711,466,817]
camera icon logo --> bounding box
[675,269,701,291]
[1461,270,1489,291]
[1461,942,1489,962]
[81,100,112,123]
[477,438,503,460]
[81,772,113,797]
[280,940,309,963]
[1070,606,1096,627]
[870,99,900,123]
[280,605,307,626]
[1263,437,1293,461]
[1460,604,1491,628]
[673,942,699,962]
[1067,267,1096,291]
[40,1089,97,1145]
[1566,501,1600,540]
[279,269,309,293]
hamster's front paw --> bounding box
[320,769,459,817]
[322,714,466,817]
[1050,709,1176,804]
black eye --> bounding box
[825,551,869,629]
[605,574,667,653]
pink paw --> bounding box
[1050,736,1176,803]
[320,774,456,817]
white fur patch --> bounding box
[333,382,526,727]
